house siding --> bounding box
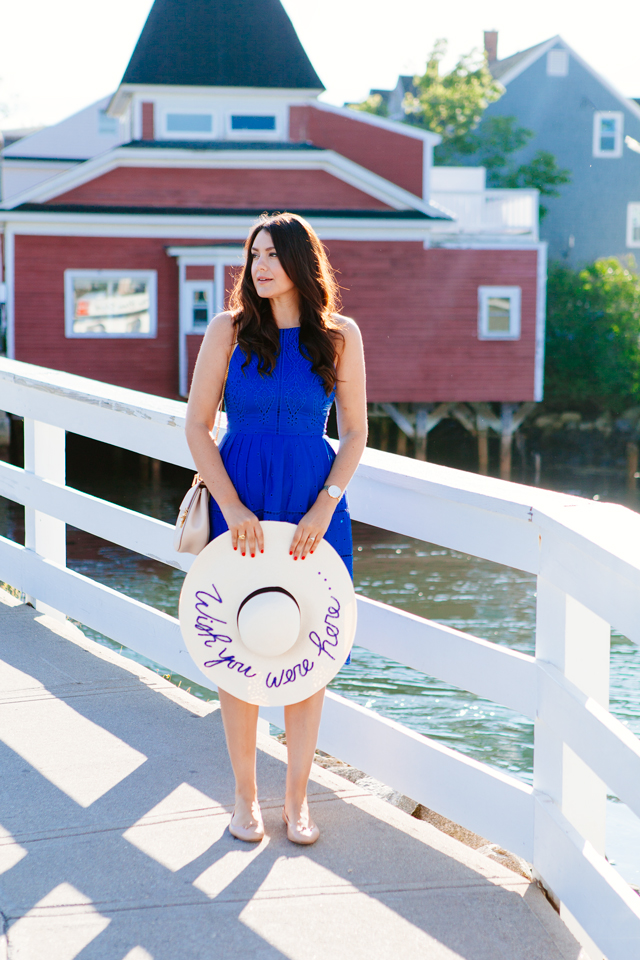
[289,105,424,198]
[13,234,182,397]
[484,44,640,265]
[13,233,539,402]
[46,166,392,210]
[331,242,539,402]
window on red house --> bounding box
[64,270,157,338]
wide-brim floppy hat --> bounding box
[179,521,357,707]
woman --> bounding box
[186,212,367,845]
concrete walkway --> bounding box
[0,590,586,960]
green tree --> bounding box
[494,147,571,220]
[401,39,502,162]
[350,93,388,118]
[545,258,640,414]
[351,40,571,217]
[467,115,533,173]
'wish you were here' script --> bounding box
[192,580,343,690]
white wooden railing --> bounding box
[430,188,539,239]
[0,358,639,960]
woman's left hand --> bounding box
[290,496,336,561]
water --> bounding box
[1,434,639,881]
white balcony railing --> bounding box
[0,357,639,959]
[430,188,539,240]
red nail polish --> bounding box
[251,553,255,558]
[302,555,306,560]
[293,556,298,560]
[261,549,264,554]
[289,551,292,556]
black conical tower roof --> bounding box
[121,0,323,89]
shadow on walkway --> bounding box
[0,593,584,960]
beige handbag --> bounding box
[174,342,235,555]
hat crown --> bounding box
[238,587,300,658]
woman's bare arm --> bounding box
[290,317,368,559]
[185,312,264,556]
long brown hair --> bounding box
[228,213,344,394]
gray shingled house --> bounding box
[372,35,640,267]
[484,34,640,266]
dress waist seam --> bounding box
[225,429,330,438]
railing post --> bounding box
[534,575,610,957]
[23,418,66,620]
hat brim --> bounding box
[179,521,357,706]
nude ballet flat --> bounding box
[229,808,265,843]
[282,807,320,845]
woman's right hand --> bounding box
[219,500,264,557]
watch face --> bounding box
[327,485,341,499]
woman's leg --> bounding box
[218,689,263,834]
[283,688,325,837]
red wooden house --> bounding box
[0,0,545,468]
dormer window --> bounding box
[165,112,214,135]
[230,115,276,131]
[226,114,279,140]
[593,112,623,158]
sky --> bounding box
[1,0,640,132]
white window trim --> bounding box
[162,110,216,140]
[593,111,624,158]
[168,247,245,396]
[627,202,640,248]
[225,113,280,140]
[182,279,214,333]
[64,269,158,339]
[478,286,521,341]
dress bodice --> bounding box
[224,327,335,436]
[211,325,351,576]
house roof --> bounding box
[120,0,323,90]
[0,140,444,217]
[369,75,416,104]
[488,39,552,81]
[122,140,323,152]
[488,35,640,124]
[14,203,438,219]
[0,127,45,149]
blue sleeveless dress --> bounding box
[208,327,353,576]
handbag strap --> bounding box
[212,337,236,445]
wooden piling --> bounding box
[151,458,162,489]
[415,407,428,461]
[0,411,10,449]
[626,441,639,494]
[378,416,390,452]
[500,403,516,481]
[534,452,541,486]
[500,435,512,481]
[478,428,488,476]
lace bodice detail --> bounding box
[224,328,335,436]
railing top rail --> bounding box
[430,188,539,199]
[0,358,187,427]
[2,357,640,633]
